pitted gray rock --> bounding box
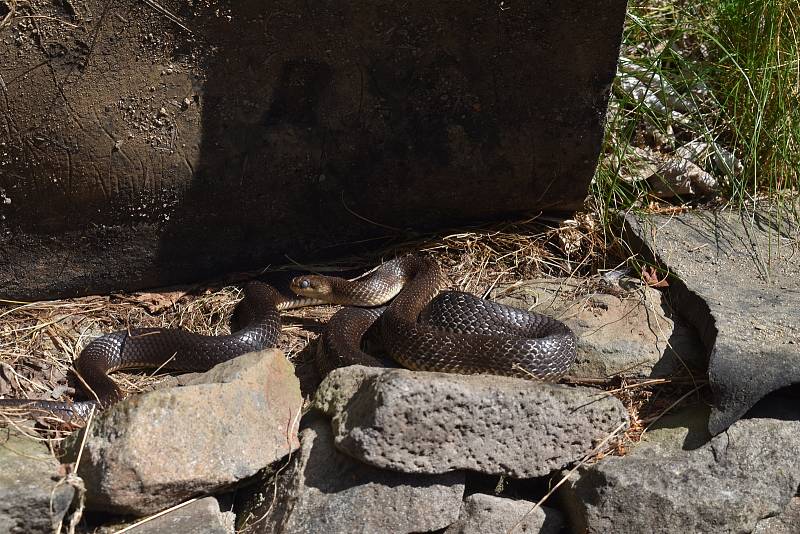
[241,417,464,534]
[314,366,628,478]
[63,349,302,516]
[0,427,75,533]
[754,497,800,534]
[122,497,235,534]
[561,408,800,534]
[445,493,564,534]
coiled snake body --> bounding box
[291,254,577,379]
[0,254,577,421]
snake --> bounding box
[0,282,319,423]
[291,254,577,380]
[0,254,577,423]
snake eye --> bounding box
[299,279,310,289]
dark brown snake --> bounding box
[0,283,314,421]
[0,254,576,422]
[291,254,577,379]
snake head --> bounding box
[290,275,335,300]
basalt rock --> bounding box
[0,427,75,533]
[63,349,302,516]
[561,403,800,533]
[313,366,628,478]
[240,416,465,534]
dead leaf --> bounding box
[642,266,670,288]
[126,291,186,314]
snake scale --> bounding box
[0,254,576,422]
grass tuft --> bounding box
[593,0,800,221]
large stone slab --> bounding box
[494,280,705,378]
[444,493,564,534]
[0,427,75,533]
[314,366,628,478]
[624,210,800,434]
[240,416,465,534]
[63,349,302,515]
[0,0,627,300]
[560,405,800,534]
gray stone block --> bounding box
[314,366,628,478]
[0,427,74,534]
[240,416,465,534]
[445,493,564,534]
[624,209,800,433]
[125,497,235,534]
[561,409,800,534]
[64,349,302,515]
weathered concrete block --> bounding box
[63,349,302,515]
[0,0,627,299]
[314,366,628,478]
[624,209,800,433]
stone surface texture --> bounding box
[753,496,800,534]
[0,427,75,534]
[0,0,627,300]
[314,366,628,478]
[561,408,800,534]
[64,349,302,515]
[625,209,800,433]
[126,497,235,534]
[444,493,564,534]
[241,416,465,534]
[494,280,705,378]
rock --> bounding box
[240,416,464,534]
[753,496,800,534]
[63,349,302,515]
[647,157,718,198]
[494,280,705,378]
[444,493,564,534]
[0,427,74,533]
[314,366,628,478]
[560,409,800,534]
[624,209,800,433]
[123,497,235,534]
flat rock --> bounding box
[0,427,75,533]
[240,416,464,534]
[753,496,800,534]
[124,497,235,534]
[561,406,800,534]
[444,493,564,534]
[63,349,302,516]
[314,366,628,478]
[494,280,705,378]
[624,209,800,433]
